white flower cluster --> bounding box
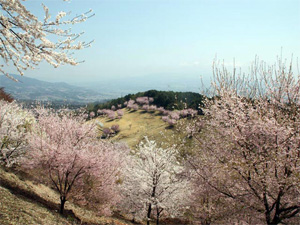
[0,0,93,79]
[0,100,33,166]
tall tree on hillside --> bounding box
[0,0,93,79]
[121,137,190,225]
[188,56,300,224]
[25,108,125,215]
[0,100,32,167]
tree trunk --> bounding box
[156,207,162,225]
[59,196,66,215]
[147,203,152,225]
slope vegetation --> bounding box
[0,167,136,225]
[95,109,186,149]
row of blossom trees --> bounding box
[96,97,198,127]
[2,55,300,223]
[0,101,126,215]
[2,2,299,218]
[0,98,191,223]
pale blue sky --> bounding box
[7,0,300,86]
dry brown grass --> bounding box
[0,167,136,225]
[0,185,72,225]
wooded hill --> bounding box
[90,90,204,112]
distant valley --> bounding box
[0,75,109,104]
[0,74,203,105]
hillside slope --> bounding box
[95,109,186,149]
[0,185,72,225]
[0,168,136,225]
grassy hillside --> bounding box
[94,108,195,151]
[95,109,175,148]
[0,185,72,225]
[0,167,136,225]
[0,107,194,225]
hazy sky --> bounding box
[5,0,300,86]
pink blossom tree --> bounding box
[149,105,157,112]
[166,118,176,126]
[136,96,149,105]
[102,127,112,139]
[89,111,95,118]
[127,100,139,111]
[117,109,124,118]
[149,97,154,103]
[121,137,190,225]
[111,124,120,133]
[107,111,116,120]
[188,56,300,224]
[142,104,149,111]
[25,108,125,215]
[132,104,139,111]
[157,107,165,114]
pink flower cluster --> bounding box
[136,96,154,105]
[97,108,124,120]
[102,124,120,138]
[96,96,198,128]
[160,109,198,126]
[126,100,139,111]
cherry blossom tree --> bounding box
[157,107,165,114]
[121,137,190,225]
[188,56,300,224]
[126,99,139,111]
[116,109,124,118]
[25,108,125,215]
[0,0,93,79]
[136,96,149,105]
[107,111,116,120]
[149,105,157,112]
[111,124,120,133]
[0,100,33,167]
[142,104,149,111]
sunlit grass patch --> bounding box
[95,109,177,148]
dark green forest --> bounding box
[90,90,204,112]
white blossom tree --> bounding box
[0,100,33,167]
[0,0,93,79]
[188,56,300,224]
[121,137,190,225]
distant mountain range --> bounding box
[0,75,106,103]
